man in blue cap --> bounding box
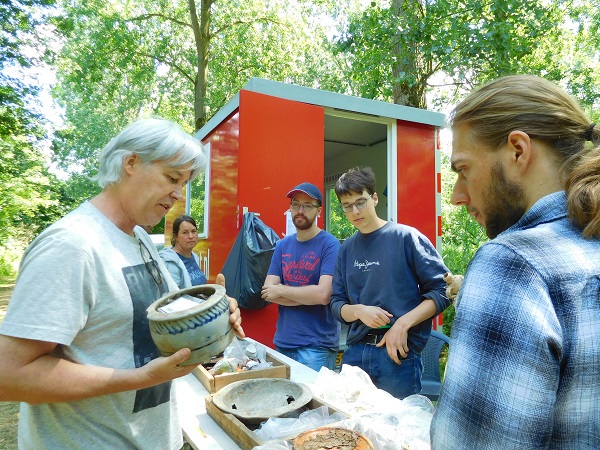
[261,182,341,371]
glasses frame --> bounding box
[341,194,373,213]
[290,201,320,213]
[139,239,164,287]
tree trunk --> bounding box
[189,0,212,131]
[391,0,426,108]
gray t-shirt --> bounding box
[0,201,183,449]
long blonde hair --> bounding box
[565,150,600,238]
[449,74,600,238]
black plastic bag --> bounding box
[221,212,280,310]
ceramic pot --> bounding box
[212,378,313,424]
[293,427,374,450]
[147,284,234,365]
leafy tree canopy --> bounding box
[51,0,346,179]
[0,0,74,274]
[332,0,599,112]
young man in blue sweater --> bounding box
[330,167,449,399]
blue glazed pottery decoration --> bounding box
[147,284,234,365]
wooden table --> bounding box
[176,342,319,450]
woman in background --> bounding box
[160,215,207,288]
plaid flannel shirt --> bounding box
[431,192,600,449]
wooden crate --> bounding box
[193,352,291,393]
[205,394,350,450]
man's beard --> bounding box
[483,162,527,239]
[294,214,315,231]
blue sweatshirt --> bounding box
[330,222,449,353]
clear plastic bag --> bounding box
[210,338,273,374]
[252,439,292,450]
[254,406,351,441]
[309,365,434,449]
[310,364,396,415]
[209,357,241,375]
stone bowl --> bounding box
[146,284,233,366]
[293,427,374,450]
[212,378,313,424]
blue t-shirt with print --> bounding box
[267,230,341,350]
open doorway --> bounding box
[322,110,394,240]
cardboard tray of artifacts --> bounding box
[193,352,291,393]
[205,394,351,450]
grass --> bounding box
[0,402,18,450]
[0,275,18,450]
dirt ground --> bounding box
[0,277,18,450]
[0,276,15,322]
[0,279,13,310]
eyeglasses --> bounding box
[341,194,372,213]
[290,202,319,212]
[139,239,164,286]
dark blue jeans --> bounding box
[342,343,422,399]
[276,346,337,372]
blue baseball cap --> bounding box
[287,182,323,206]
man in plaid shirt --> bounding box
[431,75,600,449]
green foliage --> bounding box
[1,0,55,68]
[328,190,356,240]
[442,206,487,271]
[0,0,75,274]
[59,173,101,208]
[52,0,186,178]
[439,151,488,334]
[331,0,588,109]
[48,0,600,209]
[0,128,74,263]
[50,0,346,180]
[189,174,206,232]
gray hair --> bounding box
[93,118,207,188]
